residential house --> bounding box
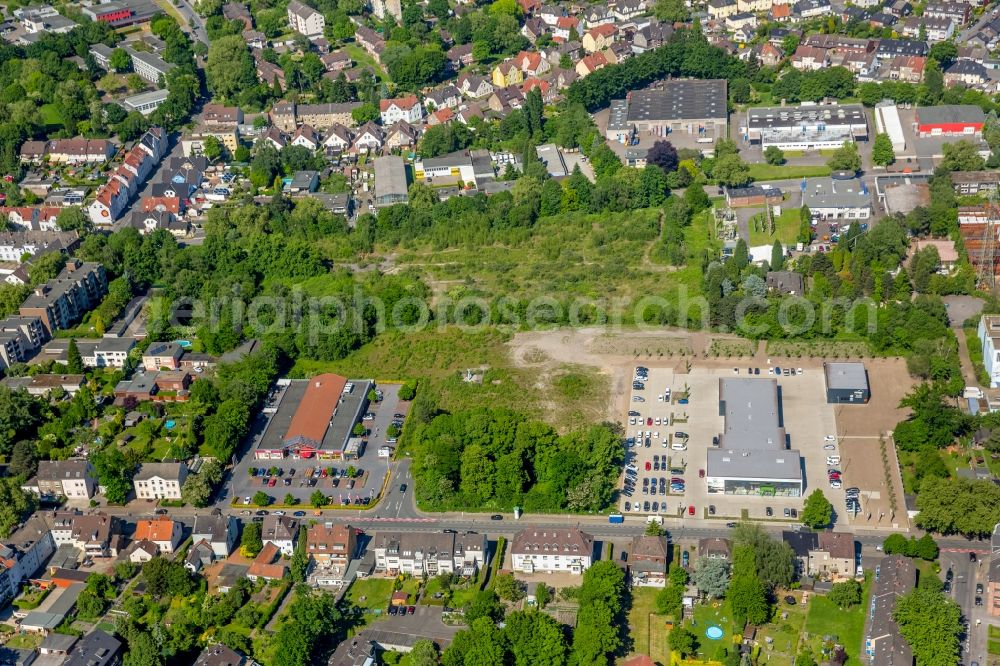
[945,60,988,87]
[0,206,59,231]
[323,124,353,154]
[308,523,358,586]
[488,85,524,113]
[770,3,792,20]
[901,15,954,42]
[583,24,617,52]
[553,15,579,41]
[614,0,647,21]
[0,516,56,606]
[321,51,352,71]
[262,515,299,556]
[202,104,244,126]
[385,122,420,151]
[372,531,486,576]
[783,530,819,576]
[191,514,239,559]
[457,73,494,98]
[48,511,122,558]
[31,460,97,500]
[248,542,287,582]
[290,124,320,151]
[539,4,566,25]
[582,5,615,28]
[133,462,188,500]
[491,60,524,87]
[64,631,121,666]
[809,531,856,578]
[352,123,384,153]
[195,644,256,666]
[379,96,424,125]
[631,22,673,52]
[876,37,928,59]
[792,0,830,18]
[134,516,182,553]
[697,538,732,560]
[923,1,970,25]
[425,85,462,110]
[513,50,551,77]
[738,0,771,11]
[511,528,594,574]
[766,271,805,295]
[790,45,829,71]
[629,535,668,587]
[353,25,384,62]
[222,3,253,29]
[184,540,215,573]
[741,42,782,67]
[864,556,915,664]
[286,0,324,36]
[127,539,159,564]
[575,52,609,77]
[708,0,739,19]
[143,341,184,371]
[885,55,925,82]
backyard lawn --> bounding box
[689,601,740,662]
[756,596,809,666]
[628,587,673,665]
[343,43,389,80]
[748,208,802,247]
[344,578,395,613]
[804,585,869,665]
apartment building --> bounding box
[372,531,486,576]
[379,96,424,125]
[88,127,167,225]
[31,460,97,499]
[511,528,594,574]
[48,511,123,558]
[126,47,175,85]
[0,230,80,262]
[0,315,46,368]
[19,259,108,334]
[133,462,188,500]
[287,0,324,36]
[0,516,55,606]
[20,138,116,165]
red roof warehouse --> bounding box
[915,104,986,137]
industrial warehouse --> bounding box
[606,79,728,144]
[741,103,868,151]
[705,378,804,497]
[823,362,871,403]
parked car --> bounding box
[490,514,503,520]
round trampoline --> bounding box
[705,626,724,640]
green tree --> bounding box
[940,140,986,172]
[894,586,962,666]
[827,141,861,172]
[882,533,909,555]
[290,526,309,583]
[692,556,730,598]
[729,546,769,627]
[311,490,326,508]
[770,240,784,271]
[535,582,550,608]
[828,579,862,608]
[669,626,698,658]
[409,640,440,666]
[205,35,257,101]
[66,339,84,374]
[252,491,271,507]
[712,154,751,187]
[505,610,568,666]
[56,208,92,233]
[764,145,785,166]
[141,557,195,597]
[872,133,895,166]
[654,0,690,21]
[732,522,795,590]
[492,572,524,601]
[8,440,38,480]
[240,521,263,558]
[801,489,833,528]
[91,447,135,504]
[109,48,131,72]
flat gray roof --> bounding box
[746,103,867,130]
[916,104,986,126]
[719,378,785,450]
[627,80,728,123]
[824,362,869,390]
[374,156,408,205]
[706,448,803,481]
[803,177,871,210]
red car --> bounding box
[688,505,695,516]
[646,417,653,426]
[698,469,705,478]
[645,461,651,471]
[268,477,277,487]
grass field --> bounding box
[747,163,832,182]
[628,587,673,664]
[344,43,389,80]
[804,583,870,664]
[290,327,609,431]
[38,103,63,130]
[748,208,802,247]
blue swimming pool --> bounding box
[164,420,176,429]
[705,626,724,640]
[174,340,192,349]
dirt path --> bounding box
[953,324,979,388]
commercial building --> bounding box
[952,170,1000,195]
[133,462,188,500]
[374,157,409,208]
[126,48,174,85]
[81,0,161,27]
[511,528,594,574]
[122,89,170,116]
[610,80,728,143]
[413,150,494,186]
[915,104,986,136]
[864,556,915,665]
[823,361,871,403]
[371,531,486,576]
[705,378,804,497]
[802,174,873,221]
[742,103,868,151]
[874,102,906,153]
[254,375,372,460]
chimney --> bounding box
[64,258,81,272]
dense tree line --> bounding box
[409,408,624,512]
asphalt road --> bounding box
[167,0,208,45]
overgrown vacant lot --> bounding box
[385,207,719,310]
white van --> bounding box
[826,455,841,466]
[671,441,688,451]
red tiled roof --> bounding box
[588,24,617,38]
[284,373,347,446]
[135,516,176,542]
[380,95,419,112]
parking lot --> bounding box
[619,364,846,523]
[227,383,406,508]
